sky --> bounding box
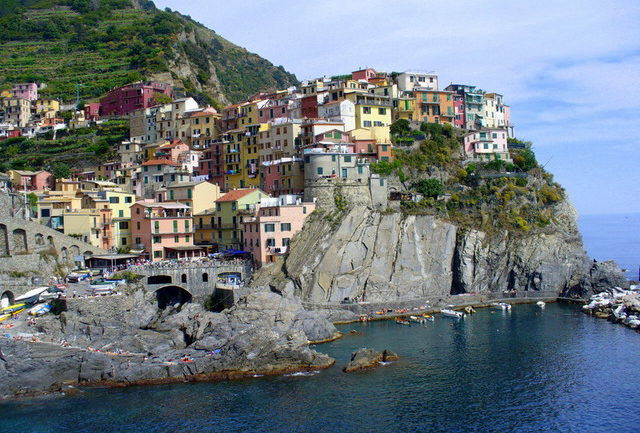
[155,0,640,215]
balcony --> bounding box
[267,246,288,255]
[196,224,216,230]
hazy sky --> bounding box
[155,0,640,215]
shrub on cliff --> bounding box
[415,178,444,198]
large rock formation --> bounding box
[277,198,626,303]
[0,288,338,398]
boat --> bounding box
[464,306,476,314]
[0,303,26,314]
[395,318,410,325]
[491,302,512,310]
[422,314,435,321]
[0,305,25,322]
[29,303,51,317]
[537,301,546,307]
[14,287,50,304]
[440,309,464,319]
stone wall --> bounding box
[0,192,103,299]
[303,175,389,211]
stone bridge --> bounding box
[131,261,253,309]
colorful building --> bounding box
[242,195,316,266]
[445,84,485,130]
[211,188,268,250]
[8,170,54,191]
[100,81,172,117]
[156,180,221,214]
[11,83,38,101]
[261,157,305,196]
[463,129,511,162]
[396,72,438,92]
[130,200,202,261]
[1,98,31,127]
[413,90,455,125]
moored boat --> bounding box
[395,318,411,325]
[440,309,464,319]
[29,303,51,317]
[0,303,26,314]
[537,301,546,307]
[491,302,511,310]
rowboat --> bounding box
[491,302,511,310]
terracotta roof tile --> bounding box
[142,159,180,166]
[216,189,260,202]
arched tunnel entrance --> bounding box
[1,291,15,309]
[155,285,192,310]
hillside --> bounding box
[0,0,298,106]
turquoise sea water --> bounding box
[579,213,640,280]
[2,304,639,433]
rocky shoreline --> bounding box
[582,286,640,330]
[0,287,340,400]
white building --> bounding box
[396,71,439,92]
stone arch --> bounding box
[202,272,209,282]
[60,247,68,261]
[1,291,14,309]
[12,228,28,254]
[0,224,8,256]
[70,245,80,258]
[181,273,187,283]
[147,275,172,285]
[83,251,93,259]
[35,233,45,247]
[154,285,192,309]
[47,236,55,248]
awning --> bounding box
[164,246,207,251]
[89,254,140,260]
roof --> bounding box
[142,159,180,166]
[216,189,260,202]
[165,181,208,188]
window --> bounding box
[342,168,347,177]
[381,145,388,152]
[202,273,208,282]
[153,236,161,244]
[135,237,141,244]
[41,209,50,217]
[125,196,132,203]
[344,156,352,162]
[169,190,174,200]
[317,167,323,175]
[118,210,124,218]
[264,223,275,232]
[181,274,187,283]
[185,235,190,242]
[121,237,127,245]
[484,143,489,149]
[303,206,307,214]
[363,107,371,114]
[187,189,192,199]
[119,221,128,229]
[373,121,383,127]
[378,108,386,115]
[363,120,372,127]
[185,220,190,231]
[231,202,237,211]
[492,133,498,139]
[282,238,290,246]
[174,235,179,243]
[153,251,162,258]
[281,223,291,231]
[154,221,159,233]
[109,197,120,204]
[216,203,221,211]
[173,220,178,232]
[266,238,275,247]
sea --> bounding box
[1,213,639,433]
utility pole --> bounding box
[75,83,85,108]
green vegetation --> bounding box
[0,0,297,104]
[0,119,127,172]
[384,124,565,234]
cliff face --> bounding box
[280,199,623,303]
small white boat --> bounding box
[491,302,512,310]
[537,301,546,307]
[440,309,464,319]
[29,303,51,317]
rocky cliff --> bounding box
[271,197,626,304]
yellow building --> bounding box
[157,181,221,214]
[80,190,135,250]
[394,95,415,121]
[346,93,393,130]
[34,99,60,118]
[210,188,268,250]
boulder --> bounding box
[343,348,399,373]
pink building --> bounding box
[11,83,38,101]
[99,82,172,117]
[243,195,315,266]
[11,170,54,191]
[261,157,304,196]
[453,94,465,128]
[463,129,511,162]
[352,68,377,81]
[84,102,101,121]
[131,200,204,261]
[156,140,190,162]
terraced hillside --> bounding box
[0,0,298,105]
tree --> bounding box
[51,162,71,179]
[513,147,537,171]
[390,119,411,136]
[415,178,444,198]
[152,92,172,105]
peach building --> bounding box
[131,200,204,261]
[242,195,315,266]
